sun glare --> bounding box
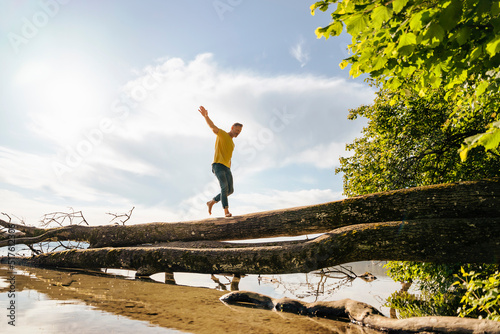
[15,58,108,144]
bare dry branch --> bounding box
[40,208,89,227]
[106,207,135,225]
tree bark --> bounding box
[220,291,500,333]
[5,217,499,276]
[1,178,499,248]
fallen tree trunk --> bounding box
[1,178,499,248]
[5,218,499,275]
[219,291,500,334]
[3,179,498,333]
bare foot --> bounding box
[225,213,232,218]
[207,200,216,215]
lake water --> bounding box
[0,287,181,334]
[152,260,402,316]
[0,260,403,333]
[0,239,406,333]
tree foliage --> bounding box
[311,1,500,320]
[333,88,500,320]
[385,262,499,320]
[335,89,500,197]
[384,261,464,318]
[455,268,500,321]
[311,0,500,158]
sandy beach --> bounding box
[0,264,384,333]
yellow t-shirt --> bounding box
[213,129,235,168]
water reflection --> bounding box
[210,273,243,291]
[0,264,390,333]
[0,267,183,334]
[73,261,403,319]
[145,261,400,317]
[98,262,400,317]
[256,265,378,301]
[0,290,182,334]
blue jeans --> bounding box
[212,163,234,209]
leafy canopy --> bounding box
[311,0,500,158]
[335,88,500,320]
[336,89,500,197]
[313,1,500,320]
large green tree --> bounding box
[333,88,500,321]
[311,0,500,321]
[311,0,500,158]
[336,88,500,197]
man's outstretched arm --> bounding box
[198,106,219,134]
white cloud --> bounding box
[0,146,125,204]
[232,188,344,214]
[2,53,374,223]
[106,53,374,181]
[174,186,344,220]
[290,38,310,67]
[283,142,348,169]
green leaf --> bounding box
[439,0,463,32]
[315,21,344,40]
[409,10,426,31]
[476,0,492,16]
[310,3,317,16]
[410,9,434,31]
[372,5,393,29]
[401,65,417,77]
[483,127,500,151]
[349,61,362,77]
[492,17,500,34]
[476,81,489,97]
[384,42,397,56]
[340,59,350,69]
[393,0,409,14]
[423,23,445,47]
[310,1,331,16]
[459,126,500,161]
[315,26,325,39]
[329,21,344,36]
[398,32,417,49]
[492,1,500,16]
[486,35,500,57]
[454,26,471,46]
[371,56,388,71]
[470,46,483,61]
[345,13,370,35]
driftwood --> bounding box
[220,291,500,334]
[1,178,499,249]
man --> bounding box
[198,106,242,217]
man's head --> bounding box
[229,123,243,138]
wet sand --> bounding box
[0,265,382,333]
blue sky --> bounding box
[0,0,375,226]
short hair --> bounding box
[233,122,243,127]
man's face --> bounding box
[231,125,242,138]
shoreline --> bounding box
[0,264,383,333]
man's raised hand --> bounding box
[199,105,219,134]
[198,106,208,117]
